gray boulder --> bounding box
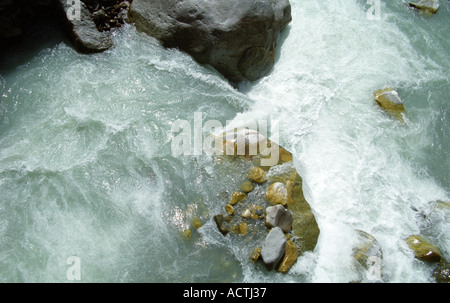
[128,0,292,82]
[265,204,293,233]
[57,0,113,53]
[261,227,286,270]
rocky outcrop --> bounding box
[374,88,406,122]
[128,0,292,82]
[210,128,320,274]
[408,0,440,14]
[57,0,114,53]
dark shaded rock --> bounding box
[278,240,298,273]
[128,0,292,82]
[214,214,229,236]
[57,0,113,53]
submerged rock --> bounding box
[408,0,440,14]
[374,88,406,122]
[352,230,383,282]
[128,0,292,82]
[57,0,113,53]
[433,261,450,283]
[261,227,287,271]
[406,234,442,262]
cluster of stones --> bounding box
[83,0,131,32]
[209,129,320,274]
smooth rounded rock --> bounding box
[261,227,287,271]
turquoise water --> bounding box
[0,0,448,282]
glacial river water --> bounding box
[0,0,449,282]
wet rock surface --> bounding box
[210,129,320,274]
[128,0,292,82]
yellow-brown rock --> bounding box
[265,182,290,206]
[182,229,192,240]
[278,240,298,274]
[374,88,406,122]
[406,235,442,262]
[247,166,268,184]
[225,204,234,216]
[250,247,262,263]
[239,222,249,236]
[229,191,247,205]
[240,180,254,193]
[192,218,202,229]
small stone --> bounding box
[240,180,254,193]
[182,229,192,239]
[229,191,247,205]
[214,214,229,236]
[406,235,442,262]
[433,261,450,283]
[265,204,293,233]
[374,88,406,121]
[250,247,262,263]
[278,240,298,274]
[261,227,287,271]
[192,218,202,229]
[266,182,290,206]
[242,209,252,219]
[225,204,234,215]
[239,222,249,236]
[247,167,268,184]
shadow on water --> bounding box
[0,4,69,75]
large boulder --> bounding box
[57,0,114,53]
[128,0,292,82]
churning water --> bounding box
[0,0,448,282]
